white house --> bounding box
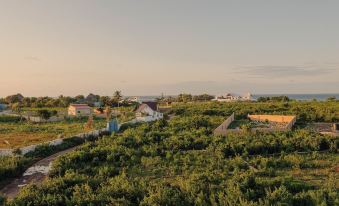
[68,104,92,116]
[135,102,163,122]
[213,92,252,102]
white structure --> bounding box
[135,102,163,122]
[68,104,92,116]
[213,93,252,102]
[128,97,141,103]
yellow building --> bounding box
[68,104,92,116]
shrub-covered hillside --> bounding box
[7,102,339,206]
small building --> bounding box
[68,104,92,116]
[135,102,163,122]
[212,92,252,102]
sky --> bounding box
[0,0,339,97]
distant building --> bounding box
[213,92,252,102]
[128,97,141,104]
[68,104,92,116]
[135,102,163,122]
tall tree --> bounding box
[113,91,123,107]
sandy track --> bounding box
[0,146,77,199]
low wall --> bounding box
[214,114,296,136]
[248,114,296,130]
[0,128,108,157]
[248,115,296,123]
[26,116,64,123]
[213,113,235,136]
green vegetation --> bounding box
[0,92,134,108]
[257,96,291,102]
[0,135,102,192]
[5,101,338,206]
[170,101,339,123]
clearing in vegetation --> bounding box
[0,116,106,149]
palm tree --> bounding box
[113,91,123,108]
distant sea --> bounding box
[132,94,339,101]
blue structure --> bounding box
[0,104,8,111]
[107,119,119,132]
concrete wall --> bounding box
[248,115,296,123]
[214,114,296,136]
[213,113,235,136]
[248,114,296,130]
[26,116,64,123]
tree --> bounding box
[326,96,336,102]
[105,106,112,122]
[11,102,23,121]
[5,93,24,104]
[37,110,52,120]
[100,96,111,106]
[84,115,94,130]
[113,91,123,107]
[75,95,85,103]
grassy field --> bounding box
[0,117,106,149]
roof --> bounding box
[69,104,91,109]
[135,102,158,113]
[142,102,158,111]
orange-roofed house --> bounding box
[68,104,92,116]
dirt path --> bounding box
[0,146,77,199]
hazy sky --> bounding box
[0,0,339,97]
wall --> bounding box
[248,114,296,130]
[213,113,235,136]
[26,116,64,123]
[248,115,296,123]
[214,114,296,136]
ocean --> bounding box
[132,94,339,101]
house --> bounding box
[213,92,252,102]
[68,104,92,116]
[135,102,163,122]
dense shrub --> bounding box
[5,102,339,205]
